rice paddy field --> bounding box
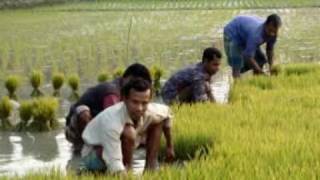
[3,63,320,179]
[1,0,320,179]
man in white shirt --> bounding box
[81,78,174,174]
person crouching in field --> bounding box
[223,14,282,78]
[161,47,222,105]
[80,78,174,174]
[65,63,153,154]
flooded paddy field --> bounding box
[0,1,320,178]
[0,7,319,86]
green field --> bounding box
[1,0,320,179]
[2,0,320,9]
[0,5,319,93]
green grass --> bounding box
[3,63,320,179]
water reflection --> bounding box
[0,129,72,176]
[0,132,14,167]
[20,131,59,162]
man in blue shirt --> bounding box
[161,47,222,104]
[224,14,282,78]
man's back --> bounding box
[161,63,207,103]
[224,15,264,46]
[66,79,120,126]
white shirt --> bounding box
[81,102,172,173]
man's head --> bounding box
[264,14,282,37]
[121,78,152,122]
[122,63,152,85]
[202,47,222,76]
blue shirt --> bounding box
[224,15,277,59]
[161,63,211,104]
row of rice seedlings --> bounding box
[3,67,130,102]
[0,96,59,132]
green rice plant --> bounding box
[97,72,109,83]
[51,72,65,97]
[247,76,274,90]
[0,96,13,130]
[112,68,124,79]
[270,64,282,76]
[29,97,59,132]
[16,100,33,131]
[68,74,80,101]
[4,75,20,100]
[30,70,44,97]
[151,65,164,97]
[283,63,318,76]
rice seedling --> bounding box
[283,63,318,76]
[29,97,59,132]
[151,65,164,96]
[68,74,80,101]
[16,100,33,131]
[97,72,109,83]
[4,75,20,100]
[52,72,65,97]
[30,70,44,97]
[267,64,282,76]
[0,96,13,130]
[113,68,124,79]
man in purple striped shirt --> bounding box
[161,47,222,105]
[224,14,282,78]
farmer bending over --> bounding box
[224,14,282,78]
[80,78,174,174]
[161,47,222,105]
[65,63,153,154]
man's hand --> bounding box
[165,145,175,163]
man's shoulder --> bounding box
[95,102,124,119]
[147,103,172,119]
[176,63,199,76]
[236,15,263,22]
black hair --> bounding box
[202,47,222,63]
[122,63,152,84]
[121,78,151,97]
[265,14,282,28]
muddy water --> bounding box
[0,69,231,177]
